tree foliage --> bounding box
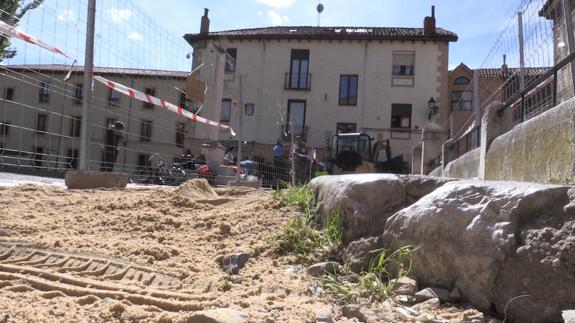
[0,0,45,61]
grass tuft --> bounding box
[273,184,343,260]
[319,246,414,303]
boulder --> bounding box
[0,228,8,237]
[187,308,248,323]
[219,253,250,275]
[343,237,384,273]
[307,262,339,277]
[310,174,452,242]
[383,180,575,323]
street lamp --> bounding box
[428,97,438,120]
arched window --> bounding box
[454,76,471,85]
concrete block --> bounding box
[65,171,128,189]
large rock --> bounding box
[343,236,384,273]
[383,180,575,323]
[310,174,452,242]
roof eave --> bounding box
[184,33,458,45]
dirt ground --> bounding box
[0,180,480,323]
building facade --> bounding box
[0,65,194,173]
[184,8,458,165]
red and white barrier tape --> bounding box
[0,20,74,60]
[94,75,236,136]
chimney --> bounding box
[200,8,210,34]
[424,5,436,36]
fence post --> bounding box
[473,69,481,126]
[518,11,526,93]
[79,0,96,171]
[562,0,575,95]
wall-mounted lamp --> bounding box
[428,97,438,120]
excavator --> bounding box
[326,133,408,174]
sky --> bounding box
[5,0,526,70]
[135,0,524,70]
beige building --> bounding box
[0,65,194,173]
[184,8,458,165]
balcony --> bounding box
[281,125,308,142]
[284,73,311,91]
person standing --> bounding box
[292,136,309,185]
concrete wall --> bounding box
[433,97,575,183]
[485,98,575,182]
[443,147,479,179]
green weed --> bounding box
[319,246,414,303]
[323,209,343,247]
[273,183,317,220]
[273,184,343,260]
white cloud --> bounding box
[107,8,132,23]
[128,31,143,41]
[257,11,263,16]
[56,10,77,22]
[267,10,290,25]
[256,0,295,9]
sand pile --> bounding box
[0,183,481,322]
[173,179,218,200]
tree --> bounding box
[0,0,44,61]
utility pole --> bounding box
[79,0,96,171]
[236,74,244,181]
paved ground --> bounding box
[0,172,160,188]
[0,172,65,188]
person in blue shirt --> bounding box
[272,140,283,158]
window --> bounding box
[221,99,231,123]
[143,88,155,109]
[108,88,120,107]
[179,92,193,111]
[451,91,473,111]
[70,116,81,137]
[289,49,310,89]
[0,122,10,136]
[140,120,152,142]
[245,103,254,116]
[339,75,358,105]
[392,52,415,76]
[137,153,151,174]
[176,123,185,148]
[36,113,47,133]
[39,82,51,103]
[5,88,14,101]
[225,48,237,72]
[336,122,357,134]
[454,76,471,85]
[66,149,79,169]
[287,100,306,137]
[391,104,412,129]
[74,84,83,104]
